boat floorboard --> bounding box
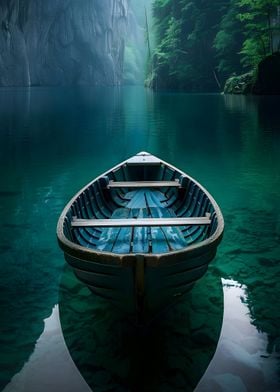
[75,189,203,254]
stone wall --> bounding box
[0,0,129,86]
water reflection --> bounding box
[3,306,90,392]
[59,265,223,392]
[219,206,280,358]
[196,279,279,391]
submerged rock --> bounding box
[0,0,129,87]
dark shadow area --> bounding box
[59,264,223,392]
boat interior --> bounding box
[63,158,219,255]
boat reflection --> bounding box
[59,264,223,392]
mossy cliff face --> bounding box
[0,0,128,86]
[224,72,255,95]
[224,52,280,95]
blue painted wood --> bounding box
[150,224,170,253]
[96,179,115,213]
[74,228,97,248]
[174,184,191,215]
[147,189,165,206]
[126,189,147,208]
[132,208,149,253]
[72,196,99,247]
[92,182,111,217]
[87,186,107,219]
[149,207,187,251]
[177,183,198,216]
[143,191,169,253]
[143,191,187,252]
[73,230,89,248]
[96,208,130,252]
[73,185,211,252]
[112,209,133,254]
[72,192,102,247]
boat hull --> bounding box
[63,243,218,322]
[57,152,224,322]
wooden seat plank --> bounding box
[72,216,211,228]
[108,180,180,189]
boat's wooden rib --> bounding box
[57,151,224,322]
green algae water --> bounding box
[0,86,279,391]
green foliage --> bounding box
[213,1,244,75]
[223,70,255,93]
[148,0,280,91]
[149,0,227,91]
[239,37,270,67]
[237,0,280,67]
[154,17,182,75]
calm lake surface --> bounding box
[0,86,279,391]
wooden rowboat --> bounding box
[57,152,224,322]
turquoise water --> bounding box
[0,86,279,391]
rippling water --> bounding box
[0,86,279,391]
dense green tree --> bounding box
[237,0,280,67]
[148,0,226,91]
[148,0,280,91]
[213,1,244,76]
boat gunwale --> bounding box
[57,152,224,263]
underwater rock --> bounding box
[258,257,279,267]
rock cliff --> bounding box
[0,0,128,86]
[253,52,280,95]
[224,52,280,95]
